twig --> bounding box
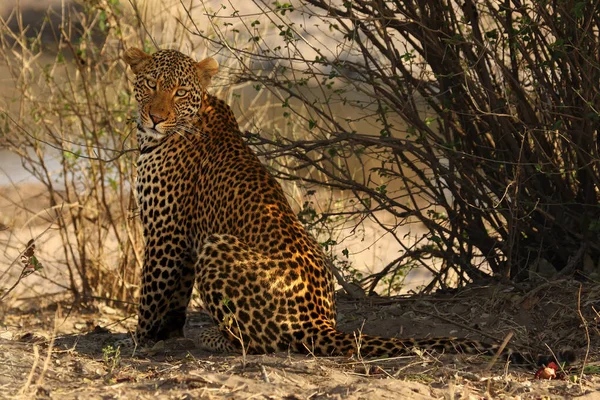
[485,332,513,371]
[0,239,44,303]
[328,261,363,299]
[36,304,60,387]
[19,343,40,395]
[260,364,270,383]
[557,243,588,278]
[578,284,590,388]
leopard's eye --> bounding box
[176,89,188,97]
[146,79,156,89]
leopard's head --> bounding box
[124,48,218,140]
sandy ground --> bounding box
[1,280,600,399]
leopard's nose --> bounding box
[150,112,167,125]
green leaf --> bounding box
[572,1,586,18]
[108,177,118,192]
[485,29,498,40]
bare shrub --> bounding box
[187,0,600,292]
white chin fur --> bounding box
[138,125,165,140]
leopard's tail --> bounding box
[305,325,533,364]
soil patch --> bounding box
[2,280,600,398]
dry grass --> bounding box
[1,281,599,399]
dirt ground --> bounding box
[2,280,600,399]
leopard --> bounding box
[122,47,528,361]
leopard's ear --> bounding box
[124,48,151,74]
[195,57,219,88]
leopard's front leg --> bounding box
[135,228,195,344]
